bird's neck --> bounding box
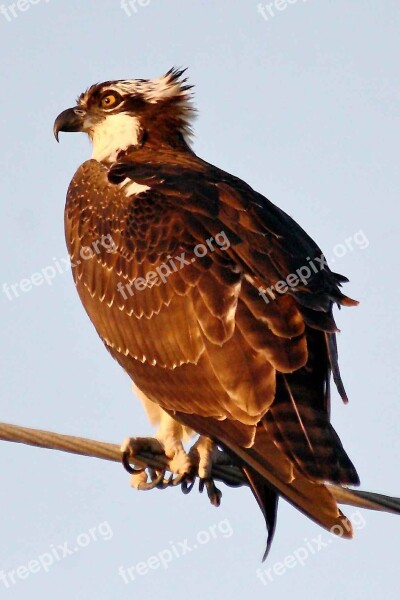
[90,113,142,163]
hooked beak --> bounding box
[53,107,87,142]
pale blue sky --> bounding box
[1,1,399,599]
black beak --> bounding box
[53,107,87,142]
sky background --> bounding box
[1,1,399,598]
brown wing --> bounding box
[107,152,359,479]
[65,152,359,547]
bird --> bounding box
[54,67,400,557]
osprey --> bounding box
[54,68,400,556]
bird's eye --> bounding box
[100,92,122,109]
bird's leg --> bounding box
[188,435,214,479]
[156,413,192,479]
[187,437,222,507]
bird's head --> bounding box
[53,68,196,162]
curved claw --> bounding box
[181,477,196,495]
[200,478,222,507]
[165,472,184,487]
[137,469,166,491]
[156,471,190,489]
[122,450,145,475]
[155,470,172,489]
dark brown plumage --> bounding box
[54,68,400,556]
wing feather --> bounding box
[65,152,361,539]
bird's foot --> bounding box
[187,437,222,507]
[121,436,194,491]
[121,435,222,506]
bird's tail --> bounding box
[224,428,400,559]
[224,428,354,555]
